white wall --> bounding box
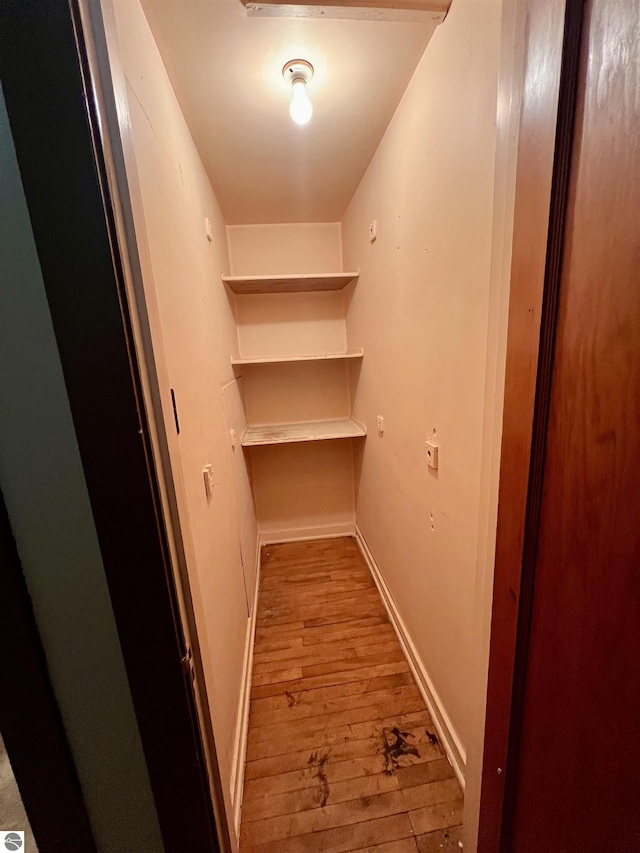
[342,0,502,784]
[0,84,162,852]
[112,2,258,841]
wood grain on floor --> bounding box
[239,537,463,852]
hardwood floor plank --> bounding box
[253,634,391,665]
[247,689,426,746]
[241,813,415,853]
[415,824,463,852]
[251,666,303,688]
[302,610,387,629]
[301,622,395,647]
[407,799,464,835]
[400,778,462,812]
[255,615,388,644]
[302,649,405,678]
[396,758,456,789]
[250,660,411,700]
[354,640,405,657]
[351,839,419,853]
[252,646,357,675]
[261,559,363,576]
[258,590,383,621]
[245,711,433,762]
[241,768,400,823]
[254,620,305,639]
[243,753,394,801]
[244,736,386,781]
[257,598,384,628]
[259,579,374,601]
[252,638,303,655]
[244,715,436,781]
[249,671,413,716]
[249,681,419,728]
[258,585,378,611]
[239,538,463,851]
[240,790,407,847]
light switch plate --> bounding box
[203,464,215,496]
[425,439,439,469]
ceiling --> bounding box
[141,0,437,224]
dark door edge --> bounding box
[0,3,220,850]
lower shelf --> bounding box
[241,418,367,447]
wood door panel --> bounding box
[478,1,568,845]
[511,0,640,848]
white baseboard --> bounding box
[230,539,261,837]
[258,521,355,547]
[354,526,466,789]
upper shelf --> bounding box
[222,271,359,295]
[231,348,363,366]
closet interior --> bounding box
[103,0,504,849]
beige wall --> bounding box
[342,0,502,779]
[227,223,343,275]
[112,2,257,840]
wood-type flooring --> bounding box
[239,537,463,852]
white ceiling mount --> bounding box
[282,59,314,85]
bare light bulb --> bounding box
[289,78,313,126]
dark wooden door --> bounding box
[509,0,640,849]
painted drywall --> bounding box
[251,440,355,541]
[228,223,343,275]
[112,1,258,839]
[342,0,502,778]
[234,292,348,360]
[0,85,162,852]
[228,224,355,540]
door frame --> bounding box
[478,0,586,849]
[0,2,225,850]
[76,0,234,845]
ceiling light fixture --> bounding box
[283,59,314,126]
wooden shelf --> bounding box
[222,271,359,294]
[241,418,367,447]
[231,348,363,366]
